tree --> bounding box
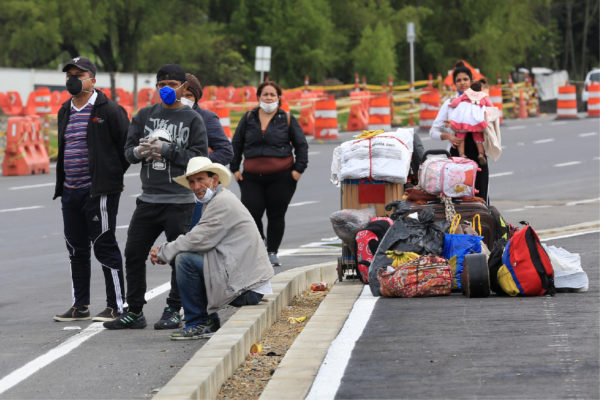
[0,1,61,67]
[352,22,397,84]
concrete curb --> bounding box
[154,261,338,400]
[259,281,363,400]
[537,220,600,239]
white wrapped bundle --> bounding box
[335,128,414,183]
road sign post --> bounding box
[255,46,271,83]
[406,23,415,90]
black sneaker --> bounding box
[170,319,220,341]
[92,307,119,322]
[268,252,281,267]
[154,307,182,330]
[53,307,90,322]
[103,310,147,330]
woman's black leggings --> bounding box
[240,169,298,253]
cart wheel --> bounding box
[461,253,490,298]
[337,257,344,282]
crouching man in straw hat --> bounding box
[149,157,274,340]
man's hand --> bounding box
[148,137,166,157]
[150,246,166,265]
[234,171,243,181]
[134,138,153,160]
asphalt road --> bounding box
[0,114,598,399]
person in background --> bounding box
[429,61,490,203]
[150,157,273,340]
[230,81,309,267]
[53,56,130,323]
[104,64,208,330]
[448,78,493,165]
[181,73,233,228]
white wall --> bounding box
[0,67,157,102]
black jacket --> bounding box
[230,108,308,173]
[53,90,130,199]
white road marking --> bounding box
[0,281,171,395]
[9,183,54,190]
[541,229,600,241]
[550,121,567,125]
[578,132,597,137]
[0,206,44,213]
[308,151,320,156]
[566,197,600,206]
[517,142,525,146]
[505,208,526,212]
[420,136,432,141]
[124,172,138,177]
[489,171,514,178]
[533,138,555,144]
[508,125,526,130]
[116,225,129,230]
[130,193,141,198]
[306,286,378,400]
[289,200,319,207]
[554,161,581,167]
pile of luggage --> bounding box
[330,146,589,299]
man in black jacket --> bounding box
[53,56,130,323]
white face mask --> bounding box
[180,97,194,107]
[259,101,278,114]
[198,183,217,203]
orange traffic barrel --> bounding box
[418,88,440,130]
[489,85,503,124]
[587,82,600,118]
[556,84,578,119]
[314,95,338,140]
[206,101,231,138]
[347,91,370,131]
[368,95,391,130]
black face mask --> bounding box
[66,75,90,96]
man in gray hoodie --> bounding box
[104,64,208,330]
[149,157,274,340]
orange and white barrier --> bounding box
[368,95,391,131]
[347,91,370,131]
[556,84,578,119]
[314,95,338,140]
[587,82,600,118]
[418,88,440,130]
[489,85,503,124]
[206,101,232,138]
[2,116,49,176]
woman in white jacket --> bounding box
[429,61,490,203]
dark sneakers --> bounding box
[92,307,119,322]
[103,310,147,330]
[53,306,91,322]
[154,307,182,330]
[169,319,220,341]
[268,252,281,267]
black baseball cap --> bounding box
[62,56,97,75]
[156,64,186,83]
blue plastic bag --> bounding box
[442,233,483,289]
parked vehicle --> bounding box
[581,68,600,106]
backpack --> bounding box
[498,223,556,296]
[355,217,393,283]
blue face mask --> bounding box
[159,83,183,105]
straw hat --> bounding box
[173,157,231,188]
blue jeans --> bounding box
[175,252,264,328]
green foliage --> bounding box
[0,0,596,85]
[352,22,397,84]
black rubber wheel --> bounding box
[337,256,344,282]
[462,253,490,298]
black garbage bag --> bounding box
[368,203,449,296]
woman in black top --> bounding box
[230,81,309,266]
